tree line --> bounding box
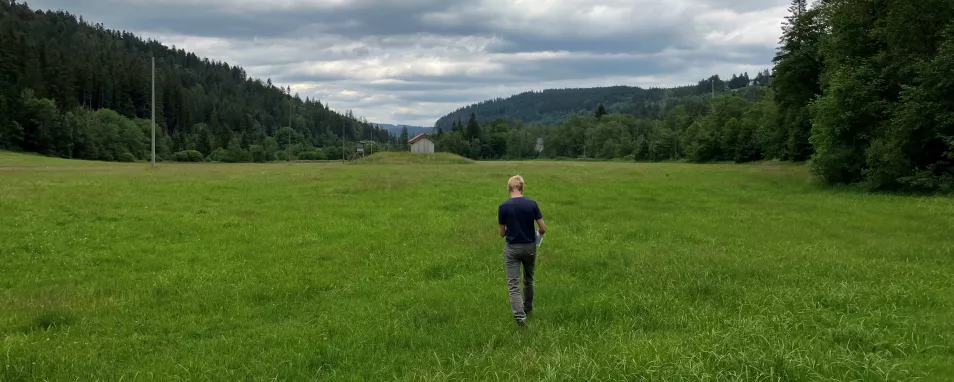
[431,0,953,192]
[430,72,776,162]
[430,85,780,164]
[0,0,400,163]
[772,0,953,192]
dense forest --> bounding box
[431,0,953,192]
[433,85,779,163]
[434,71,772,130]
[0,0,396,162]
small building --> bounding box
[409,133,435,154]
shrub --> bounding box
[208,148,228,162]
[297,151,325,160]
[118,152,136,162]
[322,146,342,160]
[249,144,266,163]
[173,150,203,162]
[225,138,251,163]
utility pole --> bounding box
[288,92,292,163]
[151,56,155,167]
[341,120,345,162]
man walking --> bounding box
[498,175,546,328]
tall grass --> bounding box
[1,152,952,380]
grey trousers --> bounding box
[504,243,536,320]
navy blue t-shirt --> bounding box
[498,197,543,244]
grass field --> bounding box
[2,151,953,381]
[356,152,475,164]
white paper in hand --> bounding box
[535,231,543,247]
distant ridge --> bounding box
[432,71,773,129]
[375,124,434,138]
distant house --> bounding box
[409,133,435,154]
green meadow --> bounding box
[1,151,953,381]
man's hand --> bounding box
[536,219,547,236]
[499,225,507,238]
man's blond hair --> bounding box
[508,175,525,193]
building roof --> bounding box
[408,133,433,144]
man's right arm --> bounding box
[498,204,507,238]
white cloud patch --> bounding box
[31,0,788,126]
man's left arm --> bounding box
[534,202,546,236]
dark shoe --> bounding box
[515,318,527,328]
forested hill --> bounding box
[433,71,772,130]
[0,0,390,162]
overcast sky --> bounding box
[30,0,788,126]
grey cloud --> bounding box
[283,47,768,88]
[31,0,470,39]
[351,46,371,57]
[507,58,669,83]
[390,110,440,121]
[354,81,455,92]
[363,55,674,85]
[32,0,780,56]
[27,0,787,125]
[705,0,789,12]
[272,73,350,84]
[485,31,690,55]
[397,91,490,104]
